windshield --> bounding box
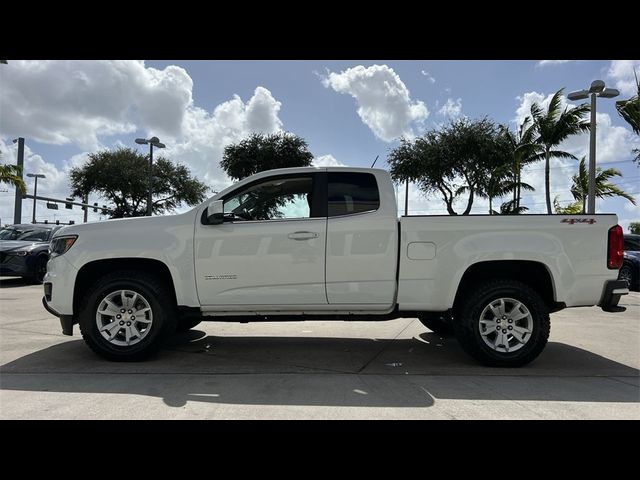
[0,226,51,241]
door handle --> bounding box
[288,231,319,240]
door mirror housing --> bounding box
[207,200,224,225]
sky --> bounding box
[1,60,639,231]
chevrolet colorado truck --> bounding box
[42,167,629,366]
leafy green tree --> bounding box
[553,196,583,214]
[501,118,537,210]
[0,164,26,195]
[69,147,208,218]
[221,132,314,181]
[629,222,640,234]
[499,199,529,215]
[526,89,590,214]
[388,118,512,215]
[615,69,640,165]
[569,157,636,213]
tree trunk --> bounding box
[462,188,474,215]
[517,161,522,209]
[582,198,586,214]
[545,148,552,214]
[489,195,493,215]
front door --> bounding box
[194,173,328,308]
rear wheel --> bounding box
[418,313,454,335]
[453,279,550,367]
[79,270,177,361]
[618,264,637,289]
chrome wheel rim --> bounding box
[619,267,632,284]
[95,290,153,346]
[479,297,533,353]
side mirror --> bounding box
[207,200,224,225]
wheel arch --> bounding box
[73,258,178,314]
[452,260,560,314]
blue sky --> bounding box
[1,60,638,229]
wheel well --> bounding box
[453,261,558,312]
[73,258,177,314]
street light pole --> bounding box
[26,173,46,224]
[568,80,619,214]
[588,92,597,215]
[135,136,165,216]
[12,137,25,224]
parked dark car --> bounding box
[618,234,640,291]
[0,224,63,283]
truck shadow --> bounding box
[1,331,638,408]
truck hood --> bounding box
[54,214,188,238]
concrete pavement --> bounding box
[1,276,638,419]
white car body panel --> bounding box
[44,166,622,318]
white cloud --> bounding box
[312,154,346,167]
[1,81,287,223]
[537,60,572,67]
[0,60,194,150]
[421,70,436,83]
[322,64,429,142]
[514,91,640,213]
[437,98,463,119]
[606,60,640,96]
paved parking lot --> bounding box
[0,276,638,419]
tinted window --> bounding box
[0,226,51,241]
[223,176,314,221]
[328,172,380,217]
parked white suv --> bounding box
[43,167,628,366]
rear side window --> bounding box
[328,172,380,217]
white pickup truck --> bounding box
[43,167,629,366]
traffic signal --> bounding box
[93,203,98,213]
[65,197,74,209]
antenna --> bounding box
[370,155,379,168]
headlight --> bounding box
[49,235,78,258]
[7,250,30,257]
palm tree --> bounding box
[570,157,636,213]
[615,69,640,165]
[0,152,26,194]
[527,89,590,214]
[502,118,537,210]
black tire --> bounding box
[27,255,48,284]
[418,314,454,335]
[176,317,202,332]
[453,279,550,367]
[78,270,177,361]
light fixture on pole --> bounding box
[26,173,46,224]
[135,136,166,216]
[567,80,619,214]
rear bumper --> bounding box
[42,296,75,336]
[599,279,629,312]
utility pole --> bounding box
[83,193,88,223]
[404,180,409,216]
[12,137,24,224]
[26,173,46,224]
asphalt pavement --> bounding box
[1,276,638,419]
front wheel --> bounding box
[79,271,177,361]
[453,279,550,367]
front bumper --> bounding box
[42,296,75,336]
[599,279,629,313]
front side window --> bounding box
[328,172,380,217]
[223,176,314,221]
[0,227,51,241]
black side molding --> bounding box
[599,280,628,313]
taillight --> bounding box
[607,225,623,269]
